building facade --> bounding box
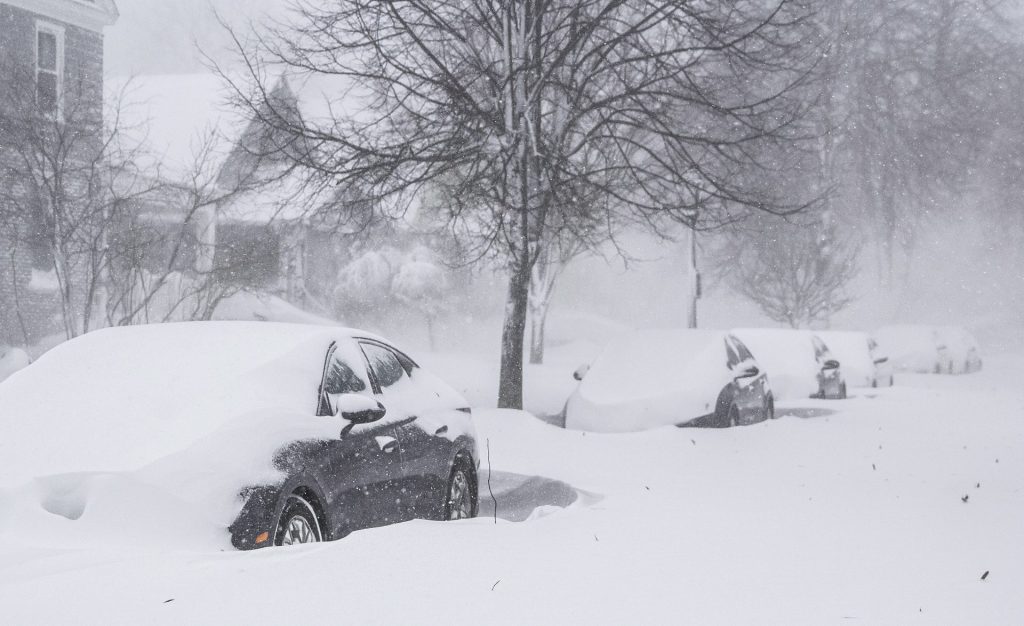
[0,0,118,345]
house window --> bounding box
[35,23,64,117]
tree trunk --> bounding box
[498,254,531,410]
[528,299,548,365]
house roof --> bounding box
[116,71,367,178]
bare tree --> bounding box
[0,65,158,340]
[220,0,819,408]
[719,211,858,329]
[814,0,1012,288]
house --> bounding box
[120,72,374,316]
[0,0,119,345]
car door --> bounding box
[312,339,404,535]
[358,340,456,521]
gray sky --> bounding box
[105,0,285,76]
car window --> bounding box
[724,337,740,368]
[361,342,407,390]
[812,336,829,359]
[732,336,755,362]
[323,355,367,395]
[318,341,371,416]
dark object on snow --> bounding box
[981,571,989,581]
[227,335,480,549]
[961,495,969,503]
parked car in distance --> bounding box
[875,324,953,374]
[817,331,894,388]
[564,329,774,432]
[733,328,847,400]
[810,334,847,399]
[937,326,983,374]
[0,322,479,550]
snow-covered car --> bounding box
[733,329,847,400]
[564,329,774,432]
[0,322,478,549]
[874,325,953,374]
[0,345,30,384]
[817,331,894,388]
[937,326,983,374]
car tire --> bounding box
[275,493,323,546]
[444,464,476,521]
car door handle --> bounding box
[375,435,399,454]
[434,425,449,436]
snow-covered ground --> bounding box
[1,350,1022,623]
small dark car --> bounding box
[231,335,480,548]
[0,323,479,550]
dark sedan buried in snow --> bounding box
[0,322,479,550]
[564,329,774,432]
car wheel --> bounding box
[444,465,476,521]
[275,493,323,546]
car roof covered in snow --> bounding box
[0,322,393,486]
[578,329,730,404]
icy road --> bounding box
[1,357,1022,624]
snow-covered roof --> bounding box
[566,329,733,432]
[0,321,393,486]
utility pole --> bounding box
[687,226,699,328]
[680,207,700,328]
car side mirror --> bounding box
[334,393,387,424]
[573,364,591,381]
[823,359,840,370]
[873,356,889,365]
[735,365,759,379]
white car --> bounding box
[733,328,847,400]
[936,326,983,374]
[875,325,953,374]
[817,331,894,388]
[564,329,774,432]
